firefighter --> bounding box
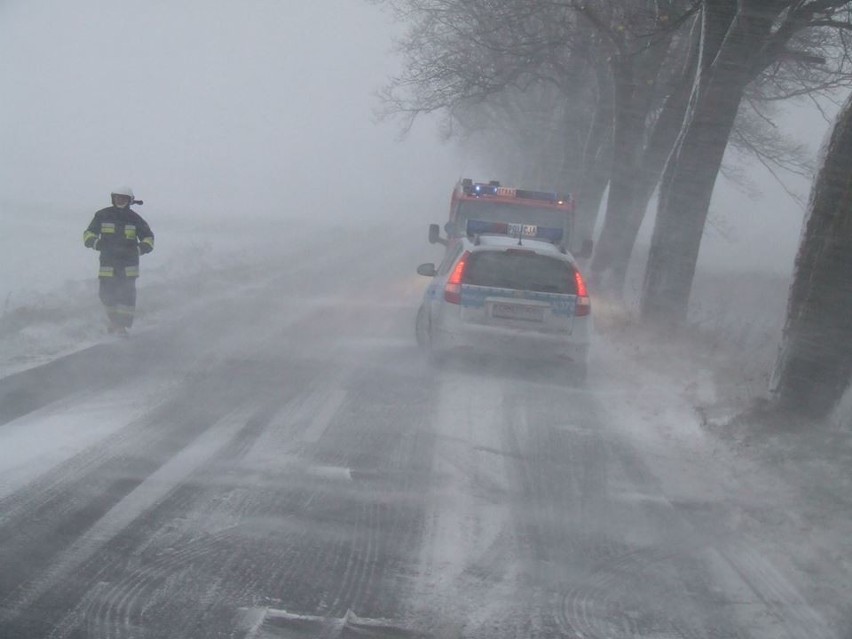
[83,187,154,335]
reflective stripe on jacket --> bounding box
[84,206,154,278]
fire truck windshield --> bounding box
[453,200,568,237]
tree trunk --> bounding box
[573,62,613,255]
[590,22,680,295]
[573,150,610,255]
[772,93,852,419]
[640,5,768,325]
[596,26,700,291]
[554,101,588,191]
[590,59,653,292]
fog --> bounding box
[0,0,833,291]
[2,3,851,638]
[1,0,473,301]
[3,1,833,242]
[0,0,464,221]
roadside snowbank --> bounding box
[592,271,852,636]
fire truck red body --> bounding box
[430,179,577,249]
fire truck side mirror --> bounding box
[429,224,446,245]
[578,239,594,259]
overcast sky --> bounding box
[0,0,467,222]
[0,0,839,279]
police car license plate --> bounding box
[508,223,538,237]
[492,302,544,322]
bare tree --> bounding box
[375,0,578,127]
[641,0,852,327]
[453,43,612,252]
[376,0,697,267]
[450,46,600,191]
[589,8,700,293]
[375,0,842,304]
[771,91,852,419]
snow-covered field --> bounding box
[0,201,385,376]
[0,207,252,375]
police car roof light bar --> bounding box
[465,219,564,244]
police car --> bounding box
[415,220,591,380]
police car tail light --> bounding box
[445,252,470,304]
[575,270,591,316]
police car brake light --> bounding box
[445,251,470,304]
[574,270,591,316]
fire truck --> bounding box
[428,178,590,257]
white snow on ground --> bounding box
[0,201,255,375]
[591,285,852,636]
[0,404,262,621]
[0,262,250,377]
[410,370,519,636]
[0,377,178,503]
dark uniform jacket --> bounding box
[83,207,154,278]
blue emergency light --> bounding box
[460,178,572,206]
[473,183,499,196]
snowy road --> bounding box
[0,240,846,639]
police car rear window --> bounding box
[463,251,576,295]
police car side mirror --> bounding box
[578,239,593,259]
[417,263,437,277]
[428,224,443,245]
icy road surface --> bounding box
[0,236,848,639]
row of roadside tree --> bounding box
[375,0,852,420]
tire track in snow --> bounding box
[405,370,520,637]
[244,304,439,623]
[708,542,838,639]
[0,235,435,637]
[78,304,432,636]
[455,376,728,639]
[0,295,359,631]
[553,423,838,639]
[34,353,352,637]
[59,527,236,639]
[0,376,187,525]
[0,370,257,619]
[500,390,596,638]
[48,394,300,639]
[549,425,733,639]
[0,404,258,630]
[290,374,434,621]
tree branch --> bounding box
[809,18,852,30]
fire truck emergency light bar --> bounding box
[466,219,564,243]
[460,178,572,206]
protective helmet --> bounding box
[111,186,135,199]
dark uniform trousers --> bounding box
[99,275,138,329]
